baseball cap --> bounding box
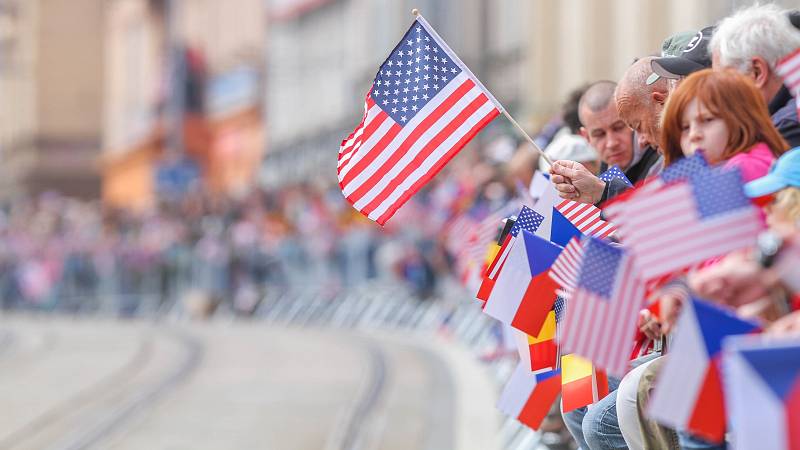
[651,26,714,81]
[744,147,800,198]
[646,31,695,85]
[538,134,599,171]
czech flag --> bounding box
[723,335,800,450]
[498,362,562,430]
[484,230,562,336]
[648,299,759,442]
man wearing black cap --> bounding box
[710,4,800,148]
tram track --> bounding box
[0,325,203,450]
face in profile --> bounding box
[679,98,730,163]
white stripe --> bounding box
[490,238,515,278]
[484,238,528,324]
[341,72,470,193]
[497,362,537,418]
[340,104,381,155]
[338,114,394,182]
[648,302,710,429]
[368,100,496,220]
[351,84,483,206]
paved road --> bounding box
[0,316,499,450]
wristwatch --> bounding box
[756,231,784,268]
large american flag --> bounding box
[338,17,502,225]
[776,48,800,118]
[561,238,646,377]
[615,168,763,280]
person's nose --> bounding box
[689,123,703,144]
[637,132,651,149]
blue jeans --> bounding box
[562,377,624,450]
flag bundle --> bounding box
[339,16,502,224]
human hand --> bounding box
[637,309,662,340]
[689,252,775,308]
[767,310,800,336]
[659,287,688,335]
[549,160,606,204]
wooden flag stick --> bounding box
[410,7,553,166]
[501,110,553,165]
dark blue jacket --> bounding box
[769,86,800,149]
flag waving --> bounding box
[338,16,502,225]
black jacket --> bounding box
[769,85,800,149]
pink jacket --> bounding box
[723,142,775,183]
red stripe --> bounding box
[339,98,376,158]
[341,121,402,201]
[686,365,726,443]
[338,111,394,179]
[361,92,489,216]
[375,106,498,225]
[341,78,476,194]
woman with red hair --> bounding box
[660,68,788,179]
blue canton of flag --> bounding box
[661,152,709,184]
[599,165,632,187]
[510,206,545,237]
[576,240,623,298]
[371,25,462,124]
[691,169,751,218]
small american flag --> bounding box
[617,168,763,281]
[599,165,632,187]
[561,238,646,376]
[338,16,502,225]
[549,237,584,298]
[556,200,617,239]
[776,48,800,118]
[510,206,545,237]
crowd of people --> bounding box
[529,4,800,449]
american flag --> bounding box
[616,168,763,280]
[338,17,502,225]
[561,238,646,377]
[776,48,800,118]
[556,200,617,239]
[510,206,545,237]
[599,165,632,187]
[549,237,584,298]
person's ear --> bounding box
[579,127,589,140]
[750,57,770,89]
[652,91,667,106]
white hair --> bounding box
[710,3,800,73]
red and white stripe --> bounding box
[561,254,646,377]
[776,48,800,117]
[549,237,584,297]
[338,71,500,225]
[618,182,762,280]
[556,200,617,239]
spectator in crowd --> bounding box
[539,84,599,173]
[710,3,800,147]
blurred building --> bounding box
[0,0,266,210]
[261,0,798,187]
[103,0,267,211]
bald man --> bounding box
[550,57,668,204]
